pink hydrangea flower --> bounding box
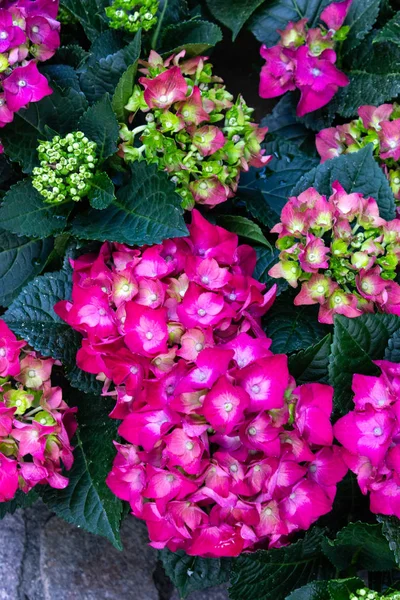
[55,212,346,557]
[0,319,77,503]
[334,361,400,519]
[269,181,400,323]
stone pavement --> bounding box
[0,502,229,600]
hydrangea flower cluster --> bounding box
[54,210,347,557]
[119,50,271,209]
[335,360,400,520]
[268,181,400,324]
[259,0,351,116]
[350,591,386,600]
[105,0,159,33]
[0,319,77,502]
[316,103,400,208]
[0,0,59,130]
[32,132,98,204]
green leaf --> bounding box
[88,172,115,209]
[160,550,231,599]
[292,145,396,222]
[65,364,103,396]
[72,162,188,245]
[342,0,381,54]
[217,215,271,248]
[286,582,328,600]
[205,0,265,39]
[322,522,397,572]
[377,516,400,566]
[41,393,123,549]
[249,0,331,45]
[374,11,400,46]
[60,0,108,41]
[3,268,81,366]
[159,20,223,56]
[239,139,319,228]
[328,314,400,416]
[112,61,140,122]
[384,328,400,363]
[288,334,331,384]
[327,578,366,600]
[263,292,329,354]
[0,489,39,520]
[0,230,53,307]
[1,86,88,173]
[253,246,288,296]
[229,529,325,600]
[0,179,72,238]
[335,39,400,118]
[78,95,119,162]
[80,33,141,104]
[261,95,314,152]
[53,44,89,68]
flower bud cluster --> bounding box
[105,0,159,33]
[316,103,400,209]
[32,131,98,204]
[335,360,400,521]
[269,181,400,324]
[259,0,351,116]
[350,591,382,600]
[0,319,77,502]
[0,0,60,133]
[54,210,346,557]
[119,50,271,209]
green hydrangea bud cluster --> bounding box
[57,5,77,24]
[32,132,98,204]
[119,52,268,209]
[105,0,159,33]
[349,589,400,600]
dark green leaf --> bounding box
[322,522,397,572]
[328,314,400,416]
[292,145,396,221]
[261,95,314,152]
[2,86,88,173]
[0,179,72,238]
[112,61,139,122]
[156,0,189,30]
[3,268,81,366]
[60,0,108,41]
[160,550,231,599]
[65,365,103,395]
[41,393,122,549]
[286,581,328,600]
[78,95,119,162]
[0,489,39,520]
[327,578,365,600]
[263,292,329,354]
[53,44,89,68]
[41,64,81,92]
[249,0,331,45]
[239,139,319,228]
[217,215,271,248]
[288,334,331,384]
[342,0,381,54]
[385,328,400,363]
[205,0,265,39]
[253,246,288,295]
[378,516,400,566]
[80,33,141,104]
[72,162,188,245]
[88,172,115,209]
[0,230,53,307]
[159,20,223,56]
[229,529,324,600]
[374,11,400,46]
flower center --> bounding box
[166,385,174,395]
[333,295,342,304]
[28,369,36,378]
[185,441,194,450]
[253,465,261,472]
[311,68,321,76]
[197,371,206,381]
[197,308,206,317]
[195,343,203,352]
[122,284,130,292]
[201,276,210,285]
[167,474,175,482]
[150,293,158,302]
[18,79,27,87]
[0,348,5,357]
[251,384,260,394]
[130,366,138,374]
[248,427,257,436]
[373,426,382,436]
[229,292,237,301]
[0,31,8,39]
[316,285,325,294]
[308,252,317,261]
[309,464,317,473]
[291,266,297,274]
[265,507,273,516]
[98,308,106,316]
[290,493,296,500]
[230,464,238,473]
[378,399,385,407]
[145,331,153,340]
[389,140,398,149]
[224,402,233,412]
[199,182,208,190]
[159,94,168,103]
[32,26,40,33]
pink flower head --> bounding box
[176,86,210,125]
[192,126,225,156]
[295,383,334,446]
[0,453,18,502]
[0,320,25,377]
[139,67,188,109]
[316,127,345,162]
[125,303,168,356]
[298,234,330,272]
[3,61,52,112]
[320,0,352,31]
[0,9,26,53]
[379,120,400,161]
[203,376,249,435]
[358,104,394,131]
[259,45,296,99]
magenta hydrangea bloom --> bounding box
[0,319,77,502]
[269,182,400,324]
[259,0,351,116]
[316,103,400,211]
[55,211,347,557]
[0,0,60,129]
[334,361,400,519]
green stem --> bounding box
[151,0,168,49]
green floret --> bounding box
[105,0,159,33]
